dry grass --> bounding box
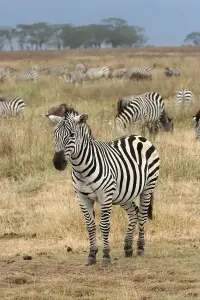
[0,48,200,300]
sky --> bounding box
[1,0,199,46]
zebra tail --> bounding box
[148,194,154,220]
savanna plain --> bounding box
[0,47,200,300]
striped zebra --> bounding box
[15,70,38,82]
[45,65,68,76]
[177,89,195,104]
[164,67,180,77]
[0,97,25,117]
[115,92,173,138]
[193,110,200,141]
[109,68,128,79]
[68,66,110,84]
[48,107,160,266]
[122,67,152,81]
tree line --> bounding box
[0,18,148,51]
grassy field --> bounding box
[0,47,200,300]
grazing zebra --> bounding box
[68,66,110,84]
[164,67,180,77]
[123,67,152,81]
[0,97,25,117]
[115,92,173,138]
[45,65,68,76]
[48,107,160,266]
[193,110,200,141]
[15,70,38,82]
[177,89,195,104]
[109,68,128,79]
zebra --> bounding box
[68,66,110,84]
[109,68,128,79]
[45,65,68,76]
[177,89,195,104]
[68,63,88,84]
[193,110,200,141]
[0,97,25,117]
[122,67,152,81]
[15,70,38,82]
[48,107,160,266]
[115,92,173,138]
[164,67,180,77]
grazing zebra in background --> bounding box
[45,65,68,76]
[115,92,173,138]
[109,68,128,79]
[0,97,25,117]
[32,64,49,75]
[193,110,200,141]
[48,107,160,266]
[15,70,38,82]
[122,67,152,81]
[164,67,180,77]
[177,89,195,104]
[68,66,109,84]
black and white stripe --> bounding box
[45,65,68,76]
[115,92,173,138]
[68,66,110,84]
[164,67,180,77]
[123,67,152,81]
[15,71,38,82]
[0,97,25,117]
[193,110,200,141]
[177,89,195,104]
[48,108,160,266]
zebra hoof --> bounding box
[137,249,144,256]
[85,256,96,266]
[125,249,133,257]
[102,257,112,267]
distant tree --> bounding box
[0,27,16,50]
[184,32,200,46]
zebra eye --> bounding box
[69,132,75,137]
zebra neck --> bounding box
[70,137,93,170]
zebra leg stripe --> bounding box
[122,202,138,257]
[78,196,98,265]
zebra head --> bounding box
[193,110,200,140]
[49,111,89,171]
[159,112,174,133]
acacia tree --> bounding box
[184,32,200,45]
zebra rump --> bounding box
[177,89,195,104]
[0,97,25,117]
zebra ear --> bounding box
[48,115,62,124]
[74,114,88,124]
[193,116,196,121]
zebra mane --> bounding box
[117,98,130,114]
[63,106,79,118]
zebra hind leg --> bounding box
[137,191,154,256]
[121,202,138,257]
[99,203,112,267]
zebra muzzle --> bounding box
[52,151,67,171]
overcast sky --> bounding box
[1,0,199,46]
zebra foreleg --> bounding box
[137,191,153,256]
[78,196,98,266]
[99,202,112,267]
[121,202,138,257]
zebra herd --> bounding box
[0,58,199,267]
[0,63,181,83]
